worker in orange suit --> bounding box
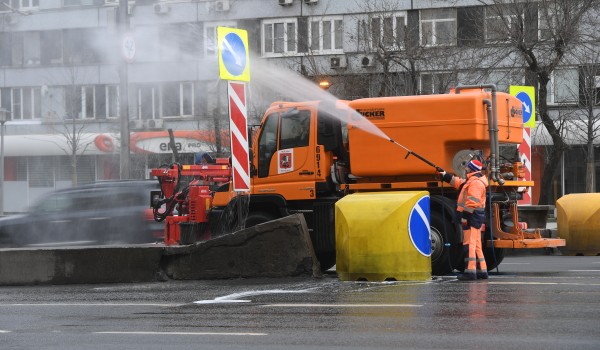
[438,159,489,281]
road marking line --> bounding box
[489,281,600,286]
[501,262,531,265]
[263,303,422,308]
[94,331,266,336]
[568,270,600,272]
[194,288,313,305]
[0,303,181,307]
[0,330,11,333]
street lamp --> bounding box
[319,80,331,90]
[0,108,8,216]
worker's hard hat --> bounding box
[467,159,483,173]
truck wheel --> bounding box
[245,212,276,228]
[430,211,461,276]
[316,252,336,271]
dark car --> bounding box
[0,180,164,247]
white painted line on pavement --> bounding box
[0,303,181,307]
[568,270,600,272]
[501,262,531,265]
[263,303,423,308]
[490,281,600,286]
[95,331,266,336]
[194,288,314,304]
[0,330,11,333]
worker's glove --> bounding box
[436,168,452,183]
[460,212,472,229]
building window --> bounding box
[538,6,558,41]
[161,82,194,118]
[63,29,98,64]
[420,72,455,95]
[204,21,236,57]
[137,84,160,120]
[262,18,297,56]
[63,0,94,6]
[6,0,38,10]
[0,88,10,115]
[11,87,41,120]
[420,8,456,47]
[578,66,600,106]
[0,33,10,66]
[9,31,41,66]
[370,12,406,50]
[65,85,118,120]
[65,86,83,119]
[106,85,119,119]
[551,68,578,104]
[309,16,343,53]
[485,5,522,43]
[41,30,63,65]
[23,32,40,66]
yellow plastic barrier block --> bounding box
[335,191,432,281]
[557,194,600,256]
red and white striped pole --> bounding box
[518,127,532,205]
[228,81,250,192]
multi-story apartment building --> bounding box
[0,0,598,212]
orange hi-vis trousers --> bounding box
[463,227,487,275]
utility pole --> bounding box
[118,0,130,179]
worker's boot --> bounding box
[476,271,489,280]
[457,272,476,281]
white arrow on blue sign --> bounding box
[516,91,533,125]
[221,33,247,76]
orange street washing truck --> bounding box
[150,85,565,275]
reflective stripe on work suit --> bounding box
[449,173,488,214]
[450,172,489,275]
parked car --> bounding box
[0,180,164,247]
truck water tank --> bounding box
[556,193,600,256]
[335,191,432,281]
[346,90,523,177]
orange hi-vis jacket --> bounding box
[449,172,489,213]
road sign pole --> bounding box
[228,81,250,192]
[511,86,536,205]
[217,27,251,192]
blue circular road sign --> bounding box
[408,195,431,257]
[221,33,247,77]
[516,91,533,125]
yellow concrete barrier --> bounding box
[557,194,600,256]
[335,191,432,281]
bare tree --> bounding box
[44,65,95,186]
[314,0,517,102]
[478,0,600,203]
[568,59,600,192]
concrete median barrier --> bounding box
[163,214,322,280]
[0,246,164,286]
[0,214,320,286]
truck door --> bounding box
[253,108,316,200]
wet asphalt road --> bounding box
[0,255,599,350]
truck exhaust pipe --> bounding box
[454,84,503,185]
